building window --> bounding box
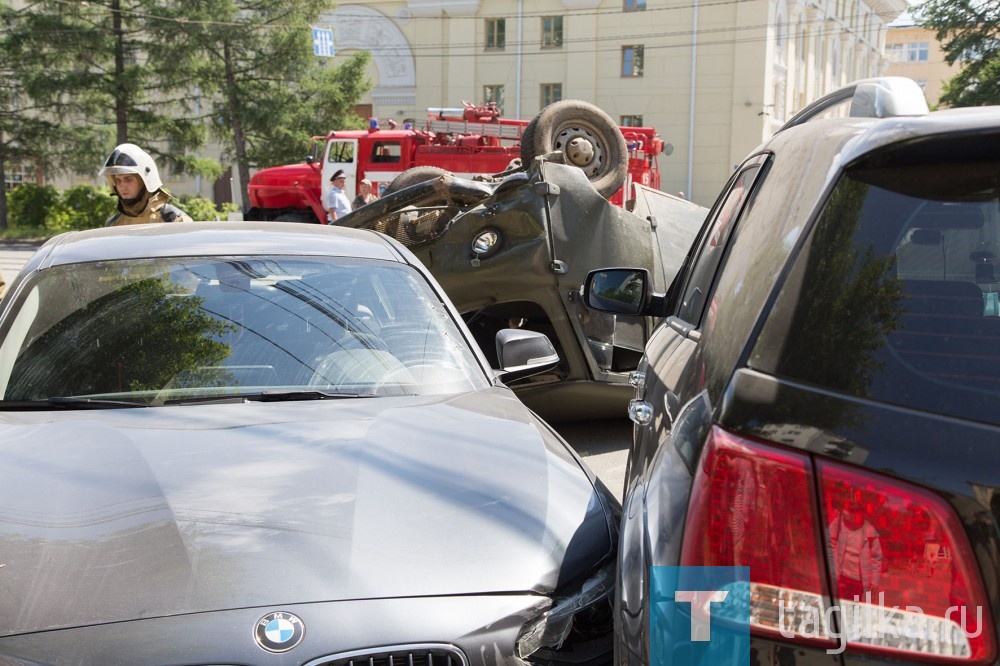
[541,83,563,107]
[620,115,643,126]
[906,42,930,62]
[886,43,904,62]
[4,161,36,193]
[622,45,644,77]
[775,6,787,66]
[542,16,563,48]
[484,84,505,113]
[123,44,139,66]
[624,0,646,11]
[485,18,505,49]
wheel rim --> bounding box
[555,126,601,174]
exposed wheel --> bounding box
[519,115,539,165]
[383,166,451,196]
[273,211,318,224]
[519,100,628,198]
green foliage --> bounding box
[45,184,117,233]
[156,0,371,207]
[2,2,189,171]
[917,0,1000,106]
[178,156,227,183]
[3,184,244,238]
[175,194,230,221]
[7,184,60,229]
[0,0,372,229]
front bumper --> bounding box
[0,592,612,666]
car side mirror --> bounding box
[495,328,559,382]
[584,268,650,315]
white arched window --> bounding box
[831,39,841,84]
[775,3,788,66]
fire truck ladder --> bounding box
[425,119,525,141]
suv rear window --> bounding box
[751,144,1000,426]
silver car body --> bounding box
[0,223,618,664]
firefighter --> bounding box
[99,143,193,226]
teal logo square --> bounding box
[650,566,751,666]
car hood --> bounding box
[0,389,614,636]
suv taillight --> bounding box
[680,426,996,663]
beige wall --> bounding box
[884,23,957,108]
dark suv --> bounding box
[585,77,1000,665]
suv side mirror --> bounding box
[584,268,650,315]
[495,329,559,381]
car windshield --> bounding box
[752,155,1000,426]
[0,255,489,406]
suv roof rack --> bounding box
[777,76,929,133]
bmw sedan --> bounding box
[0,222,619,665]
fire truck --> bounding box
[245,100,665,224]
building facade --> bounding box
[8,0,908,208]
[884,21,957,108]
[319,0,906,205]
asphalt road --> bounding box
[0,239,43,284]
[0,239,632,500]
[554,416,631,500]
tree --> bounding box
[154,0,371,210]
[0,5,107,230]
[4,1,207,177]
[917,0,1000,107]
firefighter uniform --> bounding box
[99,143,193,226]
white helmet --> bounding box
[98,143,162,193]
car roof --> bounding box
[25,221,407,269]
[759,77,1000,170]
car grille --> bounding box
[307,644,469,666]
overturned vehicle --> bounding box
[335,102,706,420]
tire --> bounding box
[520,100,628,198]
[383,166,451,196]
[518,115,540,167]
[273,211,318,224]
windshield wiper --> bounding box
[161,390,372,405]
[247,390,374,402]
[161,395,249,406]
[0,397,151,410]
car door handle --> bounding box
[628,399,653,425]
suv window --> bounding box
[751,153,1000,426]
[676,159,763,324]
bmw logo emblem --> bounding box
[254,611,305,653]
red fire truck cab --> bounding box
[245,100,664,224]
